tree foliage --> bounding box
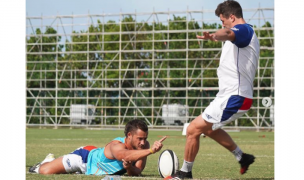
[26,16,274,126]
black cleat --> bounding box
[239,153,255,175]
[165,170,193,179]
[29,162,41,173]
[29,153,55,173]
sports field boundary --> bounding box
[26,124,274,132]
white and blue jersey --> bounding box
[85,137,126,175]
[217,23,260,99]
[202,24,260,129]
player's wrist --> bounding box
[149,148,154,154]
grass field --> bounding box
[26,128,274,180]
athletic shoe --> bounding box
[29,153,55,173]
[239,153,255,174]
[41,153,55,164]
[164,170,193,179]
[29,162,41,173]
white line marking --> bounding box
[202,154,274,158]
[42,138,89,140]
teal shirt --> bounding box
[85,137,126,175]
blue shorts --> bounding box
[202,95,252,130]
[70,146,97,163]
[62,146,97,173]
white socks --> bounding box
[232,146,243,161]
[35,153,55,173]
[180,160,194,172]
[41,153,55,164]
[180,147,242,173]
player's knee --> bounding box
[38,165,52,174]
[186,124,202,138]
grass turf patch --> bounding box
[26,128,274,180]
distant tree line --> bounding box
[26,15,274,126]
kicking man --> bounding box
[168,0,260,179]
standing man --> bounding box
[168,0,260,179]
[29,119,167,176]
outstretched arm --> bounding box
[111,136,167,162]
[197,28,235,42]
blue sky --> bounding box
[26,0,275,39]
[26,0,274,27]
[26,0,274,17]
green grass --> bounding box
[26,128,274,180]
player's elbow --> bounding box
[127,171,142,176]
[126,169,143,176]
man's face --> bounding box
[219,14,234,29]
[128,129,148,150]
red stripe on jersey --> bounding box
[239,98,252,110]
[83,145,97,151]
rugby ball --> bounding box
[158,149,179,178]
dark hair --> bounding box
[215,0,243,18]
[124,119,148,137]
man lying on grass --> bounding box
[29,119,166,176]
